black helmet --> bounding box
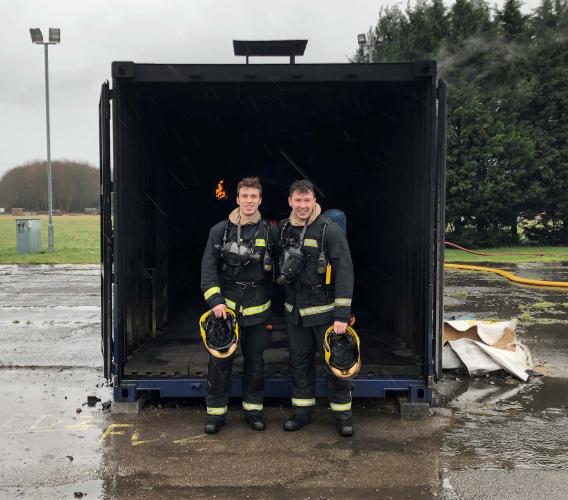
[323,325,361,380]
[199,308,239,359]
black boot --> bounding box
[283,414,311,432]
[336,418,353,437]
[204,416,225,435]
[245,413,266,431]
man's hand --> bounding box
[212,303,227,319]
[333,321,347,334]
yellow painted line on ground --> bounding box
[445,263,568,288]
[99,423,132,442]
[131,430,160,447]
[65,416,95,431]
[173,434,216,445]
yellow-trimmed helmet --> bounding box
[199,308,239,359]
[323,325,361,380]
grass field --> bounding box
[1,214,567,264]
[444,246,568,264]
[0,215,100,264]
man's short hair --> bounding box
[289,179,315,197]
[237,177,262,196]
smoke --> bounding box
[436,34,527,82]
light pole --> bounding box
[357,28,380,63]
[30,27,60,253]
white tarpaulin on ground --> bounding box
[442,319,533,381]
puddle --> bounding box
[439,377,568,470]
[442,263,568,472]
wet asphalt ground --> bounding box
[1,264,567,499]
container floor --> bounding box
[123,310,422,379]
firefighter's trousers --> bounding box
[206,323,270,419]
[287,322,352,421]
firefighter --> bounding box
[201,177,275,434]
[278,179,355,437]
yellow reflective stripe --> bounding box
[255,238,266,247]
[334,298,352,307]
[242,300,271,316]
[225,298,236,310]
[204,286,221,300]
[207,406,227,416]
[284,302,293,313]
[330,402,352,412]
[243,402,263,411]
[292,398,316,407]
[303,238,318,248]
[299,303,334,316]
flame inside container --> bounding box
[215,179,228,200]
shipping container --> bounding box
[99,60,446,406]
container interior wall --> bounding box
[115,78,434,370]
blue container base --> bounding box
[114,377,431,404]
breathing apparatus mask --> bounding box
[219,240,261,267]
[276,219,330,285]
[276,222,307,285]
[218,221,272,271]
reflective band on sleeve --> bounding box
[292,398,316,407]
[207,406,228,416]
[303,238,318,248]
[255,238,266,247]
[242,300,271,316]
[334,298,352,307]
[204,286,221,300]
[299,303,334,317]
[225,298,236,310]
[330,402,352,412]
[243,402,264,411]
[284,302,293,313]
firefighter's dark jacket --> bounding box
[201,219,276,327]
[279,215,354,327]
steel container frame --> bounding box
[100,61,446,405]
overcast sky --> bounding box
[0,0,542,179]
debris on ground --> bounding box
[442,319,533,381]
[87,395,101,406]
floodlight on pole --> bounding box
[29,28,43,44]
[30,27,60,253]
[49,28,61,43]
[357,28,375,63]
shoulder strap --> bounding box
[280,219,291,240]
[263,220,271,247]
[222,220,232,245]
[319,217,331,255]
